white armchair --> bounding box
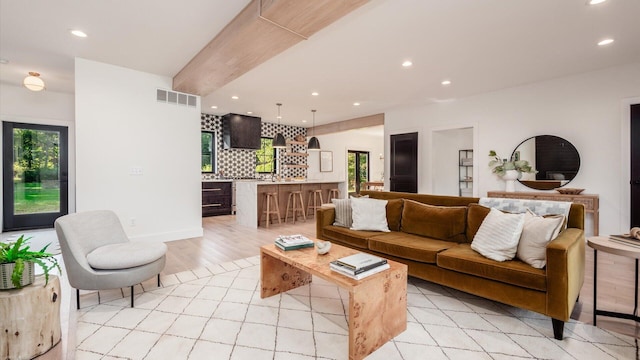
[55,210,167,308]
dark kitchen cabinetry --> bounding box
[202,181,232,216]
[222,113,261,149]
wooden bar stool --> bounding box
[328,188,340,202]
[285,190,306,223]
[307,189,324,218]
[260,192,281,228]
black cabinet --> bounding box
[222,113,261,149]
[202,182,232,216]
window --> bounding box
[201,131,215,172]
[256,137,276,173]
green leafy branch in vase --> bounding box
[488,150,535,177]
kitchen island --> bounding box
[235,180,346,228]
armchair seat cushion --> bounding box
[87,242,167,270]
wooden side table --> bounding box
[587,236,640,325]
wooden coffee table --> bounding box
[260,242,407,360]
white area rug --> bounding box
[74,256,638,360]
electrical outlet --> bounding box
[130,218,136,226]
[129,167,143,175]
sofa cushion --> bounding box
[350,197,390,232]
[368,232,457,264]
[321,225,381,249]
[466,203,491,241]
[471,208,525,262]
[400,199,468,243]
[437,244,547,291]
[517,210,565,269]
[386,199,404,232]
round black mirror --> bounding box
[511,135,580,190]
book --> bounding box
[330,258,388,275]
[335,253,387,271]
[608,235,640,248]
[330,262,390,280]
[274,238,314,251]
[276,235,313,245]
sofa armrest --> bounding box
[545,227,585,321]
[316,205,336,239]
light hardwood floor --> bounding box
[165,215,640,339]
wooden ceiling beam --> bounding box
[310,113,384,136]
[172,0,369,96]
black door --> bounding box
[390,132,418,193]
[631,104,640,227]
[2,122,69,231]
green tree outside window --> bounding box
[256,137,276,173]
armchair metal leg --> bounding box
[130,286,134,307]
[76,289,80,309]
[158,274,160,287]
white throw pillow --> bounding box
[332,195,368,228]
[517,210,565,268]
[471,208,525,262]
[350,197,390,232]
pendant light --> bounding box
[308,109,321,150]
[23,72,45,92]
[273,103,286,148]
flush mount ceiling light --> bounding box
[247,111,253,114]
[231,95,239,100]
[273,103,286,148]
[353,102,360,106]
[402,60,413,67]
[441,80,452,86]
[308,109,321,151]
[23,72,45,91]
[210,105,218,109]
[597,38,614,46]
[70,29,87,38]
[311,92,319,96]
[588,0,607,5]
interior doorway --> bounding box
[2,122,69,231]
[432,127,474,196]
[631,103,640,227]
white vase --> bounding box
[502,170,520,192]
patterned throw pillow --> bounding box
[479,197,571,229]
[332,198,353,228]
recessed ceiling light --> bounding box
[247,111,253,114]
[210,105,218,109]
[441,80,452,86]
[231,96,239,100]
[311,92,319,96]
[353,102,360,106]
[588,0,607,5]
[597,38,614,46]
[302,120,307,123]
[70,29,87,38]
[402,60,413,67]
[0,58,8,64]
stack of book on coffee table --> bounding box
[609,234,640,248]
[330,253,390,280]
[275,235,314,251]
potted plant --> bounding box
[488,150,536,192]
[0,235,60,290]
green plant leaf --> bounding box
[11,258,24,288]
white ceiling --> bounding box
[2,0,639,127]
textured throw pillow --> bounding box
[332,198,353,228]
[517,210,565,268]
[350,197,390,232]
[471,208,526,262]
[478,197,571,229]
[332,195,368,228]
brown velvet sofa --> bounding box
[316,191,585,340]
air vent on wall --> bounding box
[156,89,197,108]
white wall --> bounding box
[385,62,640,236]
[432,128,473,196]
[0,84,76,232]
[307,127,384,186]
[75,58,202,242]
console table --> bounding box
[487,191,599,236]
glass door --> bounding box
[2,122,68,231]
[347,150,369,195]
